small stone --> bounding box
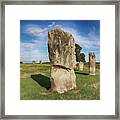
[76,61,84,71]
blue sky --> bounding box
[20,20,100,63]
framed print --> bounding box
[0,0,119,119]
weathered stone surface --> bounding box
[89,52,96,75]
[48,29,76,93]
[50,66,76,94]
[48,29,76,69]
[79,62,84,70]
[76,62,84,71]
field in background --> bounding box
[20,63,100,100]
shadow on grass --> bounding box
[31,74,51,90]
[75,71,89,75]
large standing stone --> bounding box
[89,52,96,75]
[48,29,76,93]
[76,62,84,71]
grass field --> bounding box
[20,64,100,100]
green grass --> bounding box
[20,64,100,100]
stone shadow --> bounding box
[31,74,51,90]
[75,71,89,75]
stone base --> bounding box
[89,67,95,76]
[80,68,83,71]
[50,66,76,94]
[89,73,95,75]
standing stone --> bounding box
[48,29,76,93]
[76,62,84,71]
[89,52,96,75]
[76,62,79,70]
[79,61,84,71]
[32,60,36,64]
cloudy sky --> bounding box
[20,20,100,63]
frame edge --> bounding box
[1,0,119,119]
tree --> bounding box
[80,53,86,63]
[32,60,36,64]
[75,43,82,62]
[39,60,42,64]
[75,43,86,63]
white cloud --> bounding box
[62,27,99,50]
[20,39,49,63]
[48,22,62,28]
[24,22,63,37]
[25,25,48,37]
